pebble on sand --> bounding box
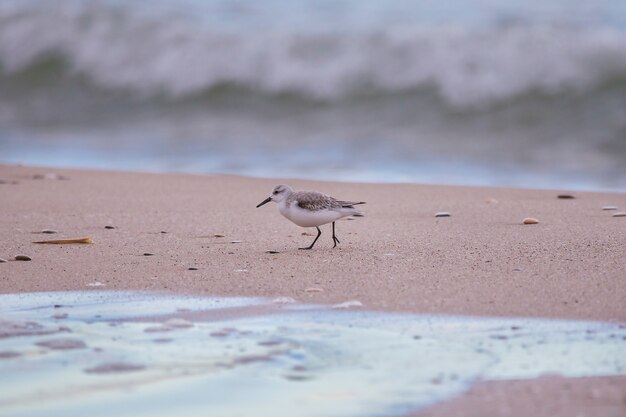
[143,252,154,256]
[557,194,575,199]
[602,206,618,210]
[213,233,225,237]
[523,218,539,224]
[41,229,58,234]
[0,258,8,263]
[265,250,280,254]
[188,267,199,271]
[435,212,451,217]
[612,212,626,217]
[15,255,32,261]
[104,225,116,229]
[231,240,242,244]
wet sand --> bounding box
[1,164,625,415]
[415,375,626,417]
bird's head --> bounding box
[256,184,292,207]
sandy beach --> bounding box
[1,164,625,416]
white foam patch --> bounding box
[0,291,624,417]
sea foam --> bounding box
[0,291,625,417]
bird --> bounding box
[256,185,365,250]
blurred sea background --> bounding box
[1,0,625,191]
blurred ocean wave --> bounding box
[2,2,626,106]
[1,0,625,190]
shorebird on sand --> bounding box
[256,185,365,250]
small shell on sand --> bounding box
[305,287,324,293]
[435,212,451,217]
[272,297,296,304]
[41,229,58,234]
[231,240,242,244]
[15,255,32,261]
[612,212,626,217]
[301,232,314,236]
[188,267,199,271]
[332,300,363,309]
[33,237,93,244]
[0,258,7,263]
[602,206,618,210]
[86,281,105,287]
[143,252,154,256]
[523,218,539,224]
[557,194,575,199]
[104,225,115,229]
[265,250,280,254]
[213,233,225,237]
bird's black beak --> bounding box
[256,197,272,208]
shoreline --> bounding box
[1,164,625,321]
[3,162,625,194]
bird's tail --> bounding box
[338,200,365,218]
[338,201,366,208]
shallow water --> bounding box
[0,291,625,417]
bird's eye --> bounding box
[273,190,279,194]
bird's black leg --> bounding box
[332,221,340,248]
[299,226,322,250]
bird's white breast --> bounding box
[279,201,343,227]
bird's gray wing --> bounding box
[294,192,341,211]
